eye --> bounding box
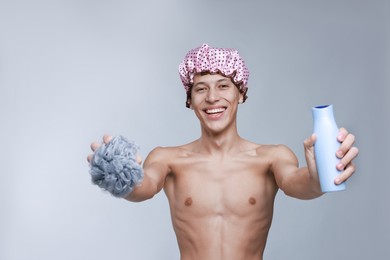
[220,84,230,89]
[195,87,207,92]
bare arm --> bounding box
[124,146,170,202]
[272,128,358,200]
[271,144,323,200]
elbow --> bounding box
[295,192,324,200]
[283,188,324,200]
[125,194,154,202]
[279,172,324,200]
[280,180,324,200]
[123,183,159,202]
[124,192,155,202]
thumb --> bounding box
[304,133,317,150]
[136,154,143,165]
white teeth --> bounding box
[206,108,225,114]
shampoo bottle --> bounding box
[312,105,346,192]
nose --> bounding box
[205,89,220,103]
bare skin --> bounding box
[88,74,358,260]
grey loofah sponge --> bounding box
[89,135,144,197]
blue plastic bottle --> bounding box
[312,105,346,192]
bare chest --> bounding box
[165,156,277,217]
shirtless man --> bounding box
[87,44,359,260]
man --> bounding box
[87,43,359,260]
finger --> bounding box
[336,133,356,158]
[336,146,359,170]
[337,127,348,142]
[103,134,113,144]
[335,162,356,185]
[90,142,101,152]
[87,154,93,163]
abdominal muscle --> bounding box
[171,209,273,260]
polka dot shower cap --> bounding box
[179,43,250,93]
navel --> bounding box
[184,197,193,207]
[248,197,256,205]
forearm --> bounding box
[281,167,324,200]
[124,175,160,202]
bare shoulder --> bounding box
[255,143,298,163]
[145,142,196,163]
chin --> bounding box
[202,120,232,134]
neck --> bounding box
[197,123,242,155]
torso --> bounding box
[161,140,279,260]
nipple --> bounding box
[185,197,193,207]
[248,197,256,205]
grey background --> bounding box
[1,0,389,259]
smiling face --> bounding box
[189,73,244,135]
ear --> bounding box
[238,94,244,104]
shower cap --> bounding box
[179,43,250,92]
[89,135,143,198]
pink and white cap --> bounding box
[179,43,250,92]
